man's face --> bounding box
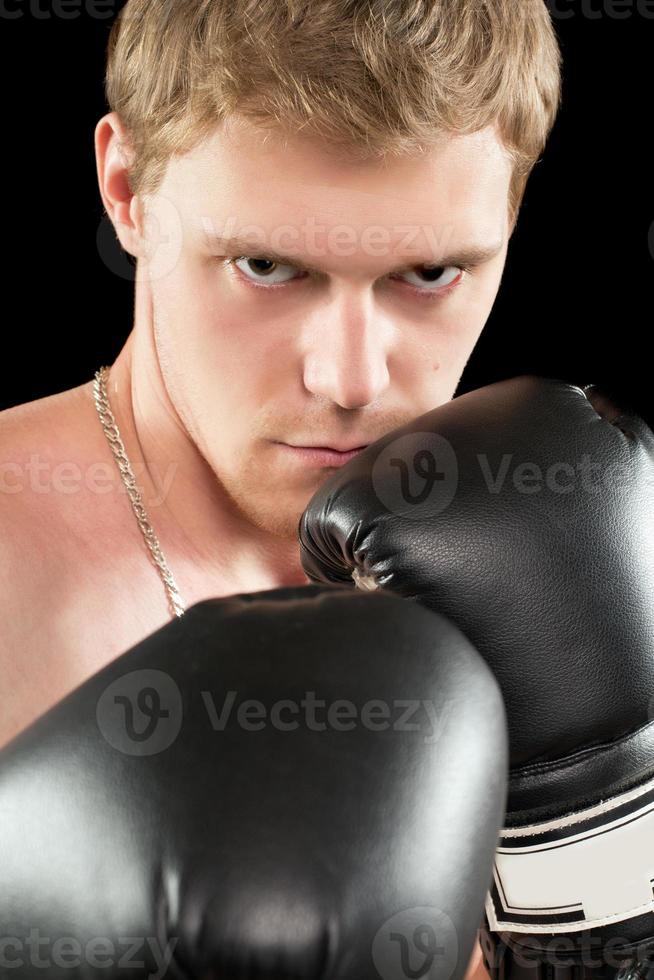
[140,115,512,539]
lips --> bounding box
[294,445,369,453]
[275,443,369,468]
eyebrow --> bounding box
[201,232,504,274]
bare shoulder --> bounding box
[0,379,95,463]
[0,376,156,611]
[0,378,92,442]
[0,380,168,751]
[0,379,107,601]
[0,382,99,748]
[0,380,96,569]
[0,382,81,523]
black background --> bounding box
[1,0,652,423]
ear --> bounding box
[94,111,145,260]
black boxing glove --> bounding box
[0,584,507,980]
[299,376,654,979]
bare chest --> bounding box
[0,536,174,752]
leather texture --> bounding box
[0,584,508,980]
[299,376,654,972]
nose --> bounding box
[302,294,392,410]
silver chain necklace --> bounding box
[92,366,187,619]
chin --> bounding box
[226,484,310,541]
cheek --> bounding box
[167,256,301,373]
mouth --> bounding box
[274,443,369,468]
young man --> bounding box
[0,5,561,971]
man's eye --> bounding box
[396,265,462,291]
[232,257,299,286]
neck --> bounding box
[100,329,311,607]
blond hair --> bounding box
[105,0,562,224]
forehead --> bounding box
[160,115,512,243]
